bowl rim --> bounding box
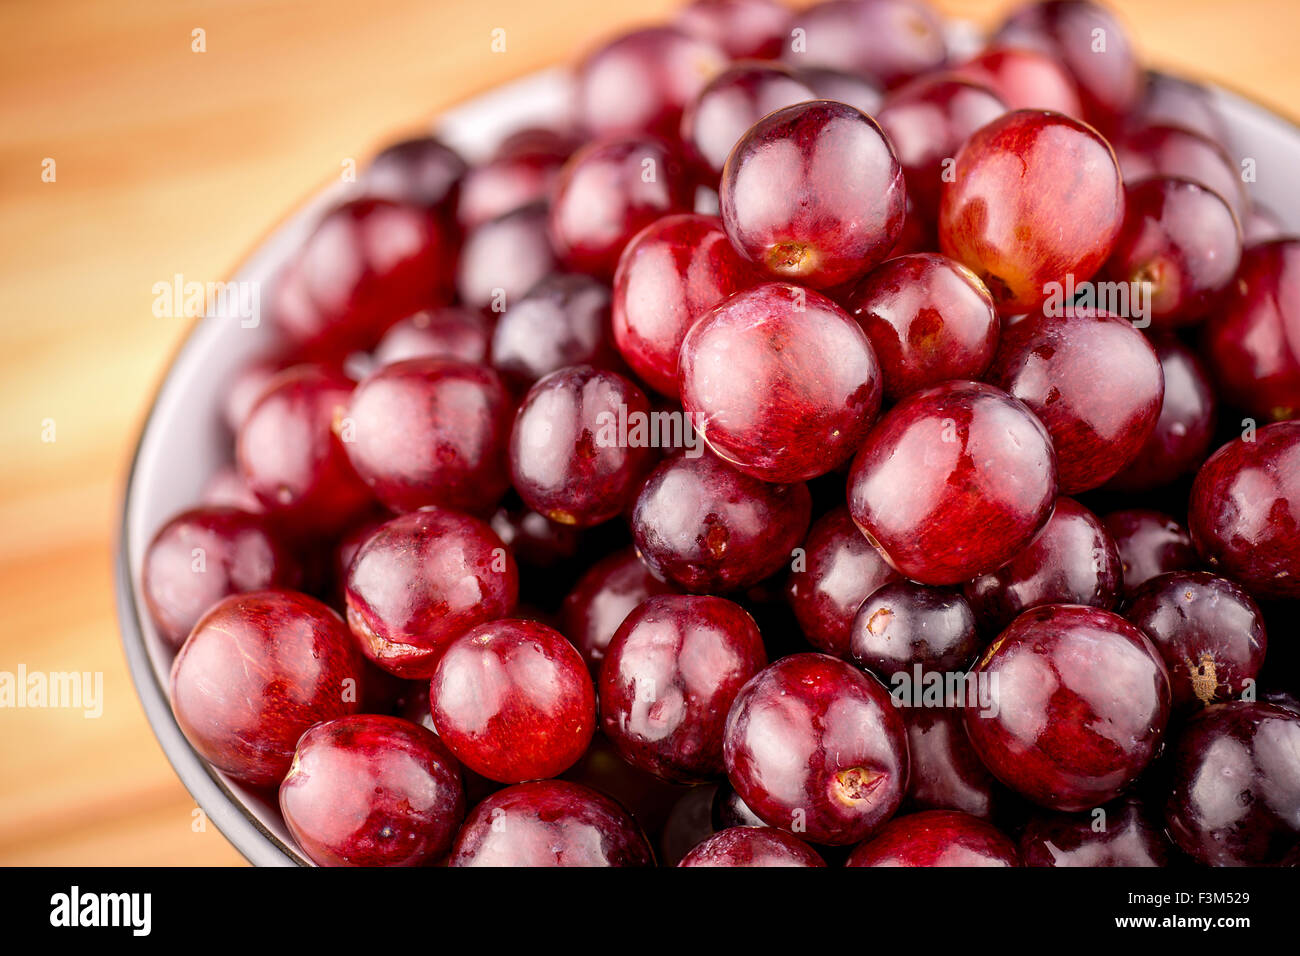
[115,445,310,866]
[113,65,1300,868]
[114,65,574,867]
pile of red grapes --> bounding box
[144,0,1300,867]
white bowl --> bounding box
[115,66,1299,866]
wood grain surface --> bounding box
[0,0,1295,866]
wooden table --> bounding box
[1,0,1295,866]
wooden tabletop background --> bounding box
[1,0,1296,866]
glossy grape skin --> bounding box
[1101,178,1242,328]
[948,48,1083,116]
[993,0,1145,129]
[490,272,621,391]
[712,780,768,830]
[1105,336,1217,492]
[448,780,654,867]
[344,508,518,679]
[611,213,760,398]
[169,590,364,788]
[885,193,935,260]
[371,307,492,367]
[599,595,766,783]
[1243,204,1287,244]
[985,309,1164,494]
[457,160,559,233]
[278,715,464,867]
[1113,123,1247,221]
[457,133,571,230]
[876,77,1009,221]
[845,810,1019,867]
[674,0,790,60]
[844,253,1000,401]
[559,732,685,839]
[680,63,815,183]
[719,101,906,290]
[574,26,727,143]
[344,358,513,516]
[1187,421,1300,600]
[938,110,1124,316]
[236,365,373,537]
[1020,795,1171,867]
[1126,571,1267,710]
[560,548,681,675]
[1201,239,1300,422]
[679,282,882,482]
[723,653,909,845]
[963,605,1171,812]
[963,497,1122,636]
[903,707,999,819]
[1103,509,1198,598]
[509,366,655,528]
[222,351,296,435]
[786,506,900,658]
[200,465,265,514]
[332,509,389,596]
[778,0,948,88]
[429,619,595,783]
[679,827,826,867]
[1164,702,1300,866]
[455,202,556,312]
[270,198,457,356]
[1128,72,1227,145]
[658,782,719,866]
[850,581,980,679]
[143,506,302,649]
[488,504,582,567]
[847,380,1058,586]
[496,125,581,162]
[795,68,884,116]
[359,136,465,209]
[631,452,812,594]
[548,136,695,279]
